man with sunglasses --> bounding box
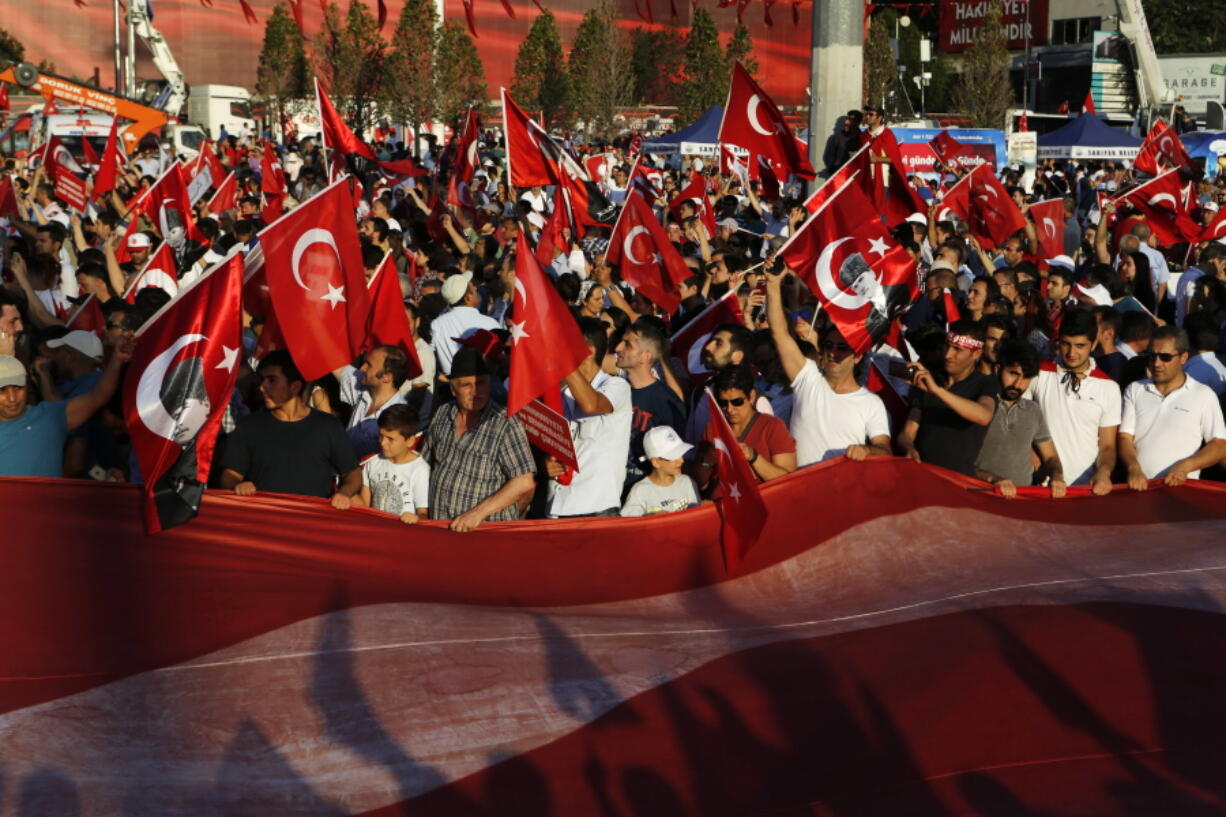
[764,265,890,467]
[1119,327,1226,489]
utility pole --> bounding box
[113,0,123,93]
[807,0,864,186]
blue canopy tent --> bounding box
[642,106,724,156]
[1036,113,1142,160]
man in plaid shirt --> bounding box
[420,347,536,532]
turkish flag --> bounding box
[703,389,767,572]
[257,178,371,381]
[934,170,972,222]
[124,241,180,303]
[1134,120,1192,177]
[365,252,423,379]
[201,140,227,192]
[260,143,287,197]
[315,78,378,163]
[130,162,206,244]
[239,0,259,23]
[929,130,977,169]
[779,169,919,355]
[1115,168,1201,245]
[717,63,815,180]
[585,152,614,184]
[80,134,100,167]
[506,230,591,416]
[1200,206,1226,243]
[92,119,122,200]
[501,88,559,188]
[804,144,869,214]
[66,294,107,341]
[0,176,17,219]
[668,172,717,236]
[1028,198,1066,261]
[1081,91,1096,115]
[122,254,244,533]
[207,171,238,214]
[669,289,744,378]
[447,109,481,210]
[606,191,690,313]
[864,127,928,227]
[534,195,570,268]
[627,156,663,201]
[966,164,1026,249]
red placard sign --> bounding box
[515,399,579,472]
[939,0,1048,53]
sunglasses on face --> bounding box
[820,341,853,353]
[716,396,748,408]
[1144,351,1182,363]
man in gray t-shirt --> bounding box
[975,340,1068,498]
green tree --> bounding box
[0,28,24,66]
[1146,0,1226,53]
[256,3,310,139]
[434,21,487,125]
[629,28,684,106]
[862,11,896,111]
[569,0,634,138]
[510,10,570,129]
[383,0,438,135]
[952,0,1012,127]
[724,24,757,77]
[680,8,726,123]
[312,0,386,134]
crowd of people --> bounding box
[2,104,1225,532]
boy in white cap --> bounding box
[620,426,701,517]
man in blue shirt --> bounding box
[0,349,129,478]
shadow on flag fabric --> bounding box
[703,389,767,573]
[365,252,423,380]
[779,169,918,355]
[258,178,371,381]
[1028,198,1066,261]
[122,255,243,533]
[967,163,1027,249]
[1134,120,1192,177]
[718,62,815,181]
[506,230,590,416]
[606,191,690,313]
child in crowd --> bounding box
[621,426,701,517]
[356,404,429,524]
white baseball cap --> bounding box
[905,212,928,226]
[642,425,693,461]
[1076,282,1112,306]
[441,271,474,305]
[1046,254,1075,271]
[0,355,26,388]
[47,329,104,361]
[127,232,152,250]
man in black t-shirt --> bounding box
[897,320,1000,477]
[220,351,361,505]
[614,318,688,489]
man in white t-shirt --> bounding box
[1023,310,1121,493]
[764,263,891,467]
[1120,326,1226,488]
[358,404,430,524]
[545,317,633,517]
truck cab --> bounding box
[186,85,256,139]
[33,109,113,164]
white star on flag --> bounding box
[321,284,346,309]
[727,481,742,500]
[867,236,889,258]
[510,321,530,344]
[216,345,239,372]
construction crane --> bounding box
[126,0,188,118]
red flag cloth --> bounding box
[627,156,663,201]
[202,140,227,190]
[80,134,100,167]
[803,144,869,214]
[239,0,259,23]
[1028,198,1066,261]
[0,84,8,112]
[65,293,107,340]
[207,171,238,214]
[718,63,815,181]
[124,242,179,304]
[866,357,909,432]
[447,110,481,209]
[257,178,372,381]
[499,0,515,16]
[668,172,717,236]
[506,230,590,416]
[42,135,85,176]
[779,169,918,355]
[1134,120,1192,177]
[966,163,1026,249]
[934,169,973,222]
[1018,111,1028,132]
[129,162,206,244]
[1115,169,1202,245]
[763,0,773,25]
[669,289,744,377]
[942,288,962,325]
[288,0,306,34]
[5,462,1226,813]
[1081,91,1096,115]
[315,79,378,162]
[606,192,691,313]
[261,193,284,223]
[42,97,59,116]
[365,253,423,379]
[501,88,565,188]
[0,177,17,219]
[260,143,287,197]
[929,130,977,169]
[1056,99,1070,114]
[585,152,613,184]
[864,127,928,227]
[462,0,478,37]
[377,0,388,27]
[534,196,570,268]
[122,255,244,533]
[703,389,767,572]
[92,118,121,200]
[1200,206,1226,243]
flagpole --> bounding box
[113,0,123,94]
[500,88,515,193]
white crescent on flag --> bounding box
[135,333,206,441]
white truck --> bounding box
[185,85,257,140]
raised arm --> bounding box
[763,260,807,383]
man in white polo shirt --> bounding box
[764,264,891,467]
[1119,326,1226,489]
[1023,310,1121,494]
[544,317,633,517]
[429,272,500,376]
